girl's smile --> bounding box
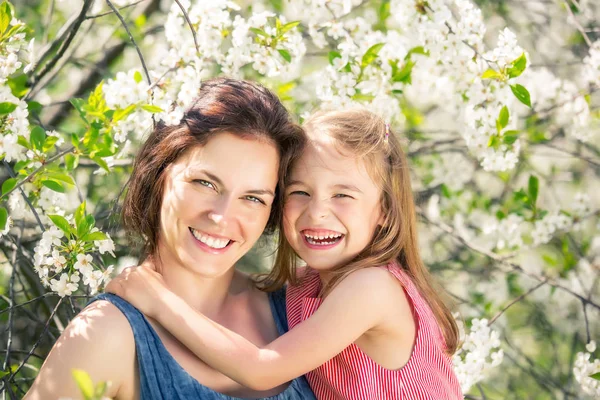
[301,229,345,249]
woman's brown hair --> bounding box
[122,77,305,258]
[261,108,459,354]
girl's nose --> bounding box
[307,198,329,220]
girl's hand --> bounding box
[105,260,175,319]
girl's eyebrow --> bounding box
[333,184,362,193]
[287,180,362,193]
[287,180,304,187]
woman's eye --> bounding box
[244,196,266,205]
[194,179,216,190]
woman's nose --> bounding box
[207,196,234,226]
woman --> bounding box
[25,78,316,400]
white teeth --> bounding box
[190,228,230,249]
[303,232,343,246]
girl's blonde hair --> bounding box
[259,108,459,354]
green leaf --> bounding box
[48,215,72,236]
[7,74,27,97]
[0,207,7,232]
[41,180,65,193]
[0,1,12,34]
[92,156,110,172]
[71,133,80,149]
[1,178,17,196]
[481,69,503,80]
[77,214,95,238]
[405,46,428,59]
[351,92,376,101]
[134,71,143,84]
[507,53,527,79]
[393,60,415,84]
[528,175,539,208]
[250,27,269,37]
[0,102,17,115]
[30,126,46,151]
[45,172,75,185]
[72,369,95,400]
[498,106,509,130]
[27,101,43,116]
[487,135,500,148]
[94,381,109,398]
[75,202,86,229]
[440,184,451,198]
[113,104,137,122]
[65,153,79,171]
[17,135,30,149]
[82,231,108,242]
[277,49,292,63]
[328,51,341,65]
[503,130,520,145]
[279,21,300,36]
[510,84,532,108]
[590,372,600,381]
[70,98,88,123]
[141,104,163,113]
[42,136,59,152]
[361,43,385,69]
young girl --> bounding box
[107,109,463,399]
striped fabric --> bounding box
[286,264,463,400]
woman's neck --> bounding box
[150,249,245,320]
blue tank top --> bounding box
[93,290,316,399]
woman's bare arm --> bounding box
[24,300,137,400]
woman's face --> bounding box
[157,132,280,278]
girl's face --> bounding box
[283,138,384,271]
[158,132,279,277]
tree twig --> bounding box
[27,0,95,96]
[105,0,152,86]
[172,0,200,56]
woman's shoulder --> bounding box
[25,295,137,400]
[69,296,137,367]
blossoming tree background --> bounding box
[0,0,598,398]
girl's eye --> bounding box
[334,193,353,199]
[244,196,266,205]
[288,190,309,196]
[194,179,216,190]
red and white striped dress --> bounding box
[286,263,463,400]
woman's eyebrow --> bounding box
[197,169,275,197]
[247,189,275,197]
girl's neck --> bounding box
[151,247,243,319]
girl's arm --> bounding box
[106,265,403,391]
[24,300,138,400]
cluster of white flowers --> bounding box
[583,40,600,88]
[0,84,29,163]
[574,341,600,397]
[527,67,596,143]
[452,317,504,394]
[33,223,115,296]
[0,16,35,162]
[531,212,573,246]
